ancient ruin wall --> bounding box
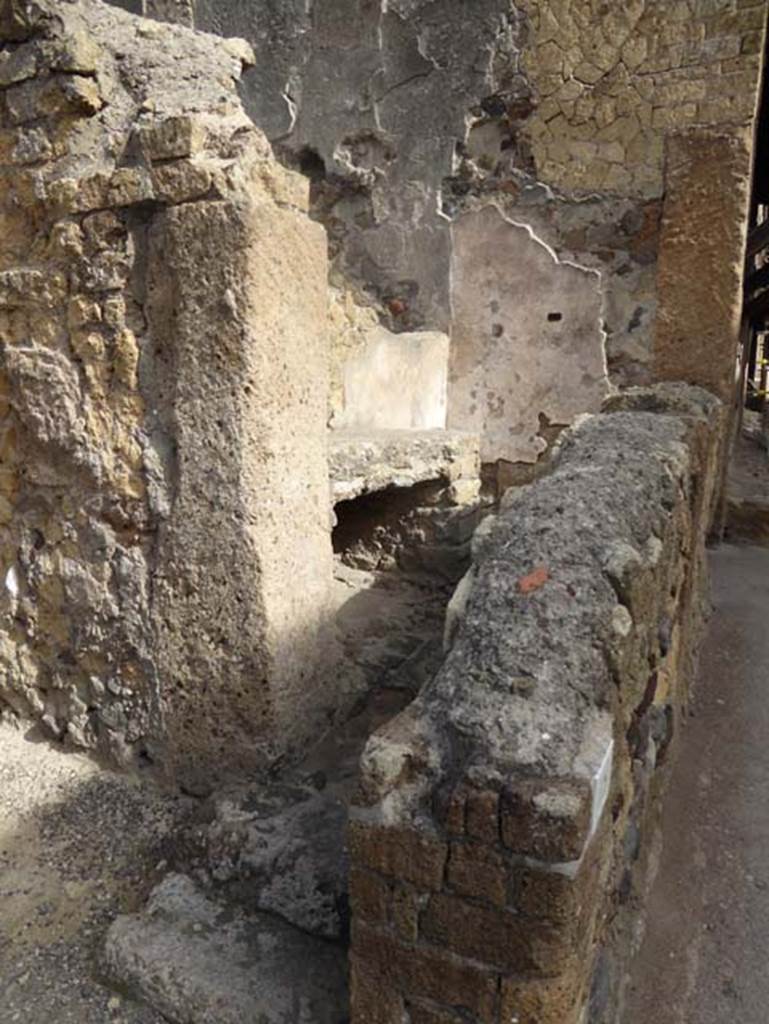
[0,0,340,782]
[348,383,723,1024]
[111,0,765,475]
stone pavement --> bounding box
[624,544,769,1024]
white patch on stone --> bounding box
[611,604,634,637]
[513,851,583,880]
[644,535,663,566]
[575,711,615,841]
[590,738,614,838]
[443,566,476,652]
[337,326,449,431]
[4,565,18,598]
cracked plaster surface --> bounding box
[448,204,609,463]
[191,0,528,331]
[108,0,764,430]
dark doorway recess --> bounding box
[741,18,769,419]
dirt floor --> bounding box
[624,545,769,1023]
[0,722,193,1023]
[0,562,447,1023]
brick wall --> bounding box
[348,384,724,1024]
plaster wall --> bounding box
[118,0,766,471]
[335,327,449,432]
[448,204,609,463]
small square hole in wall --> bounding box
[547,312,563,322]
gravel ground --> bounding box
[0,721,194,1023]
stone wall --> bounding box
[0,0,341,783]
[347,383,723,1024]
[451,0,764,393]
[114,0,765,480]
[519,0,762,195]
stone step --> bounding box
[104,874,348,1024]
[190,779,350,940]
[328,427,479,504]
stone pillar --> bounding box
[0,0,341,784]
[654,129,755,531]
[147,171,338,781]
[654,129,754,405]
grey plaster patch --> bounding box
[186,0,528,330]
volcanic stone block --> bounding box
[104,874,348,1024]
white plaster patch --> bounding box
[443,566,476,652]
[5,565,19,598]
[447,204,610,463]
[589,737,614,838]
[575,711,615,840]
[513,851,584,880]
[337,326,449,431]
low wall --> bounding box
[348,383,723,1024]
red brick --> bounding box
[350,866,391,926]
[446,840,508,907]
[500,779,590,862]
[352,923,498,1022]
[420,893,574,977]
[350,957,405,1024]
[349,821,448,890]
[444,786,467,835]
[392,884,421,942]
[515,865,582,924]
[500,968,587,1024]
[407,1001,467,1024]
[465,789,500,844]
[514,834,603,925]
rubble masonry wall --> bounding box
[0,0,339,783]
[348,383,724,1024]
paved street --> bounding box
[625,545,769,1023]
